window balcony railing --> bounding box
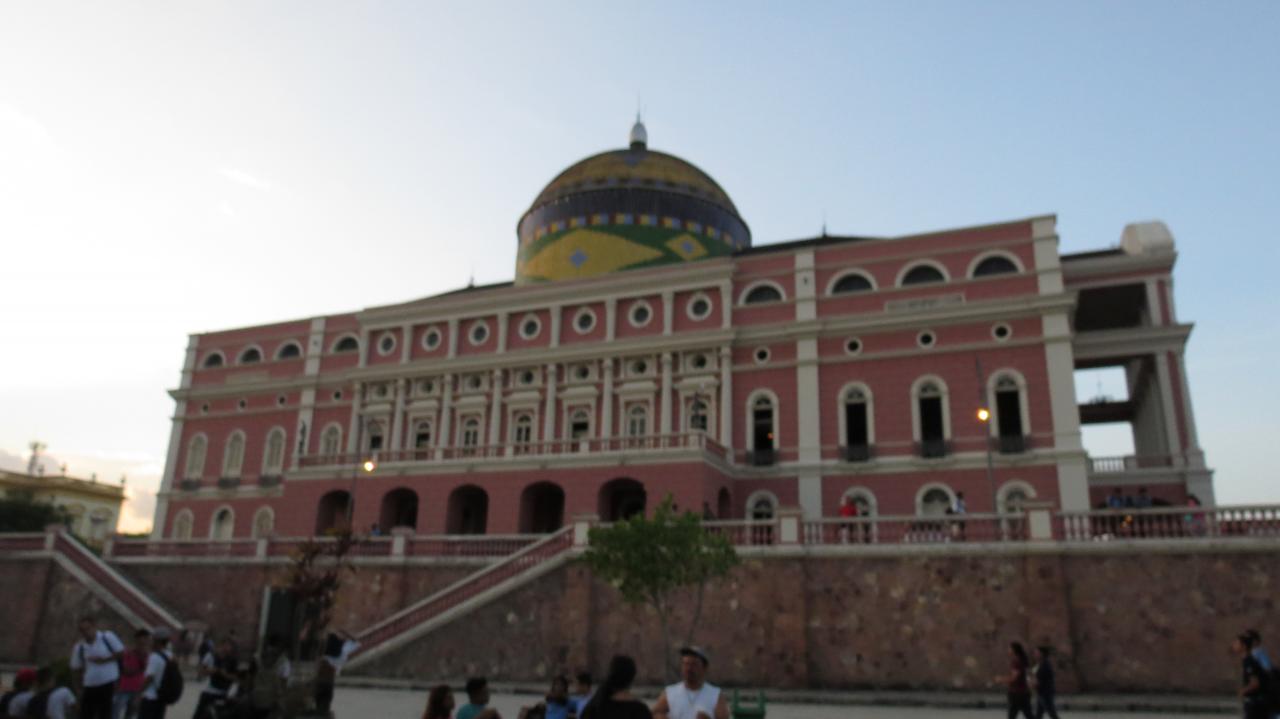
[258,475,283,488]
[842,444,873,462]
[179,478,200,492]
[995,435,1028,454]
[1088,454,1176,473]
[916,439,949,459]
[217,477,241,490]
[746,448,777,466]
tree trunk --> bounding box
[684,580,707,647]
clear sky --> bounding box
[1,2,1277,532]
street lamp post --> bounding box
[974,357,999,514]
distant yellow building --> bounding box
[0,469,125,544]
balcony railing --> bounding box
[107,532,540,560]
[996,435,1028,454]
[916,439,949,458]
[1088,455,1176,473]
[297,432,728,469]
[1059,505,1280,541]
[842,444,873,462]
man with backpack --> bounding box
[69,616,124,719]
[1,668,36,718]
[138,628,182,719]
[248,634,291,719]
[26,666,76,719]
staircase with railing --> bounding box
[345,524,575,670]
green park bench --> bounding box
[731,689,766,719]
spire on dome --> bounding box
[629,112,647,150]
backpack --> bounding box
[0,690,17,717]
[25,689,51,719]
[158,654,185,705]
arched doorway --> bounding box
[716,487,731,519]
[519,482,565,534]
[598,478,646,521]
[211,508,234,540]
[379,488,419,531]
[315,490,352,535]
[446,485,489,535]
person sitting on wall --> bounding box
[517,676,570,719]
[456,677,502,719]
[652,646,729,719]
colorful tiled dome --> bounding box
[515,122,751,284]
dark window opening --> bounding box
[901,265,946,286]
[203,354,224,368]
[278,343,302,359]
[973,256,1019,277]
[239,348,262,364]
[832,273,873,294]
[334,336,359,353]
[744,285,783,304]
[844,401,869,453]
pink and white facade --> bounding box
[151,138,1212,541]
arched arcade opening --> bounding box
[598,478,647,522]
[519,482,566,534]
[379,488,419,531]
[446,485,489,535]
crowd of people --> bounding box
[420,647,728,719]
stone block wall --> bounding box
[0,557,133,666]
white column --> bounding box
[549,306,562,348]
[358,329,370,368]
[659,352,673,435]
[719,346,733,448]
[1153,351,1185,463]
[1042,312,1090,511]
[496,312,508,354]
[796,330,823,519]
[601,358,615,439]
[720,281,733,329]
[794,250,817,321]
[447,318,459,359]
[346,382,363,454]
[1031,217,1064,296]
[488,369,504,449]
[435,375,454,459]
[605,298,617,342]
[294,317,326,468]
[1174,351,1204,467]
[543,364,558,441]
[399,323,413,363]
[390,379,407,451]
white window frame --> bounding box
[967,250,1025,279]
[986,369,1032,438]
[274,341,303,360]
[745,490,779,520]
[518,313,542,340]
[835,382,875,448]
[468,320,491,346]
[744,389,781,452]
[625,403,650,438]
[910,375,951,442]
[251,506,275,538]
[185,433,208,479]
[826,269,877,295]
[841,486,878,516]
[997,480,1038,514]
[421,326,443,351]
[319,423,343,456]
[375,331,398,357]
[737,280,787,306]
[895,260,950,287]
[572,307,597,335]
[914,483,956,517]
[331,334,360,353]
[236,344,265,365]
[222,430,246,477]
[209,505,235,540]
[685,291,714,321]
[262,427,287,474]
[628,299,655,328]
[201,350,226,368]
[172,509,194,540]
[458,415,483,448]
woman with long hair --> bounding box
[994,641,1034,719]
[423,684,456,719]
[581,655,651,719]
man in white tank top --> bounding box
[652,646,729,719]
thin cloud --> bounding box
[218,166,274,192]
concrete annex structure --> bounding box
[151,122,1213,540]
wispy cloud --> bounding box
[218,166,274,192]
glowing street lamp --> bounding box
[362,459,377,474]
[976,407,991,423]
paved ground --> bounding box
[164,686,1233,718]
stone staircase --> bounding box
[346,524,576,670]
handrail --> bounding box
[53,530,182,629]
[353,525,574,647]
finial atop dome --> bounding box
[629,112,647,150]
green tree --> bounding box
[582,496,739,678]
[0,490,69,532]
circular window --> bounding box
[574,365,591,381]
[992,323,1012,342]
[418,380,435,394]
[276,395,287,407]
[377,333,396,356]
[687,293,712,321]
[690,353,708,371]
[629,301,653,328]
[574,308,596,334]
[469,322,490,345]
[631,359,648,375]
[200,403,210,414]
[917,330,936,348]
[422,327,442,351]
[332,390,343,401]
[845,338,863,356]
[468,376,482,390]
[753,347,771,365]
[519,314,541,340]
[520,370,536,386]
[374,384,388,399]
[237,399,247,411]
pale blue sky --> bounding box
[1,2,1276,529]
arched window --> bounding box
[320,425,342,456]
[998,482,1036,514]
[333,335,359,353]
[748,393,777,465]
[899,263,947,286]
[238,347,263,364]
[913,378,949,458]
[830,272,874,295]
[413,420,434,450]
[222,432,246,477]
[184,434,207,479]
[569,409,591,441]
[365,420,385,452]
[749,495,776,520]
[688,398,708,432]
[172,509,194,540]
[742,283,784,305]
[840,386,872,461]
[202,352,225,369]
[460,417,481,451]
[992,374,1028,453]
[745,491,778,544]
[210,507,235,540]
[918,486,954,517]
[252,507,275,538]
[626,405,648,438]
[275,341,303,360]
[262,428,286,474]
[512,414,533,447]
[972,255,1020,277]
